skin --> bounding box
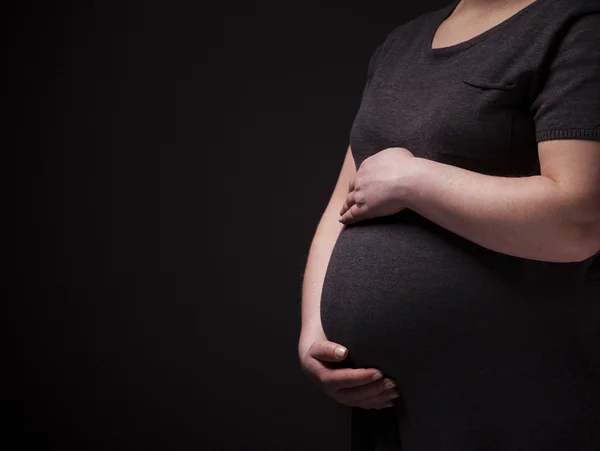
[302,0,600,411]
[340,0,600,262]
[298,148,401,411]
[299,337,401,410]
[338,143,600,263]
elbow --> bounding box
[571,218,600,262]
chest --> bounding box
[350,24,542,177]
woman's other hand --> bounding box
[339,147,419,224]
[299,334,400,410]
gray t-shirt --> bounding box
[320,0,600,449]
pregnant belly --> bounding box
[320,211,589,385]
[320,212,600,445]
[321,212,511,371]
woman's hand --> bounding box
[339,147,418,224]
[299,333,400,410]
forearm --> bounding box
[300,209,344,347]
[406,157,598,263]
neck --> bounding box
[456,0,511,12]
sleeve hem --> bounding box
[535,128,600,142]
[536,129,600,142]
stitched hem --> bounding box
[536,129,600,142]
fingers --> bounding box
[308,351,401,406]
[334,376,400,409]
[339,178,356,217]
[318,367,385,391]
[330,372,394,396]
[340,204,360,224]
[303,353,366,389]
[302,339,401,410]
[309,340,348,363]
[306,341,382,390]
[323,370,400,409]
[355,386,401,410]
[339,191,355,216]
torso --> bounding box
[321,0,600,448]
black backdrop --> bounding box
[5,1,446,449]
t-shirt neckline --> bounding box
[425,0,549,58]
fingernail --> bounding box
[384,381,396,389]
[335,347,347,358]
[372,372,383,381]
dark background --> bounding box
[5,1,446,449]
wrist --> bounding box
[299,323,325,348]
[402,156,430,211]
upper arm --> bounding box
[538,138,600,252]
[539,139,600,210]
[529,10,600,258]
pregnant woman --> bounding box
[298,0,600,449]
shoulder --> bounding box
[390,5,446,38]
[573,0,600,11]
[545,0,600,19]
[551,0,600,41]
[374,6,445,55]
[525,0,600,60]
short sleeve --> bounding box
[530,10,600,143]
